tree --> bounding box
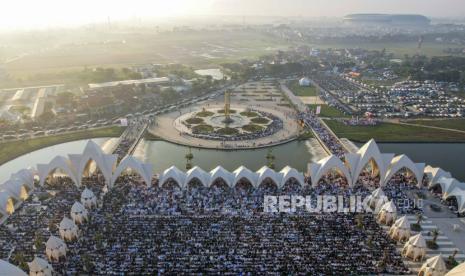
[185,147,194,170]
[266,149,275,169]
[431,228,440,243]
[416,213,424,226]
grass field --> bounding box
[406,119,465,132]
[308,104,350,118]
[288,80,318,96]
[324,119,465,143]
[0,126,124,165]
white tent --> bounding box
[279,166,305,189]
[45,236,67,261]
[350,139,394,186]
[110,156,153,188]
[377,200,397,225]
[28,256,53,276]
[368,187,386,208]
[0,190,15,215]
[446,262,465,276]
[308,155,352,187]
[59,217,79,241]
[70,202,88,224]
[158,166,186,188]
[384,154,425,187]
[256,166,282,188]
[81,188,97,209]
[185,166,210,189]
[418,255,447,276]
[37,156,78,186]
[425,166,452,188]
[209,166,234,188]
[389,216,411,242]
[374,195,390,214]
[402,233,427,261]
[0,260,27,276]
[232,166,258,188]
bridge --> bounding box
[281,81,350,157]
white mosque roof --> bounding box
[111,155,153,187]
[384,154,425,186]
[0,260,27,276]
[232,166,258,187]
[279,166,305,188]
[209,166,234,188]
[185,166,210,188]
[256,166,282,187]
[159,166,186,187]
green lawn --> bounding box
[324,119,465,143]
[406,119,465,132]
[288,80,318,96]
[308,104,350,118]
[0,126,125,165]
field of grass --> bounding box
[406,119,465,132]
[308,104,350,118]
[288,80,318,96]
[324,119,465,143]
[0,126,124,165]
[2,30,291,87]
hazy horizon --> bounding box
[1,0,465,30]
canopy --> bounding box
[377,201,397,225]
[59,217,79,241]
[45,236,67,261]
[446,262,465,276]
[419,255,447,276]
[81,188,97,209]
[28,256,53,276]
[70,202,88,224]
[389,216,411,242]
[402,233,426,261]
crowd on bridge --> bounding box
[113,117,151,160]
[298,111,347,158]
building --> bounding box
[299,77,311,87]
[343,14,431,27]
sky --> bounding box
[1,0,464,29]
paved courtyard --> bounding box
[149,81,301,149]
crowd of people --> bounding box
[189,111,284,142]
[112,117,152,160]
[0,169,422,275]
[298,111,347,158]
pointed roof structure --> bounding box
[279,166,305,188]
[232,166,258,187]
[185,166,210,188]
[110,155,153,187]
[419,255,447,276]
[158,166,186,187]
[384,154,425,186]
[28,256,53,276]
[209,166,234,188]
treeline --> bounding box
[394,55,465,83]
